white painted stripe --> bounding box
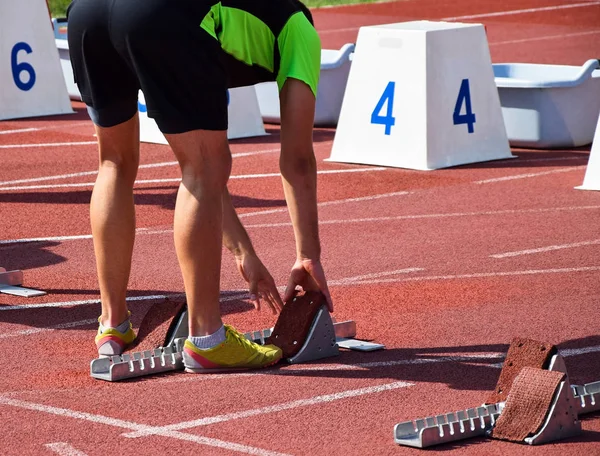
[0,128,38,135]
[0,397,287,456]
[318,2,600,34]
[240,191,411,219]
[45,443,88,456]
[474,167,582,184]
[0,149,279,187]
[491,239,600,258]
[491,30,600,46]
[441,2,600,21]
[345,266,600,286]
[123,381,413,437]
[242,205,600,229]
[329,268,424,285]
[0,291,249,312]
[0,141,97,149]
[3,205,600,246]
[0,167,385,192]
[560,345,600,357]
[0,319,96,340]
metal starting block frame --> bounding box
[90,306,384,381]
[0,267,46,297]
[394,353,599,448]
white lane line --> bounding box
[491,30,600,46]
[0,141,97,149]
[123,381,413,438]
[329,268,424,285]
[0,122,91,135]
[3,204,600,246]
[0,319,96,340]
[474,167,582,184]
[242,205,600,229]
[318,2,600,34]
[0,397,288,456]
[0,167,385,192]
[45,443,88,456]
[0,149,280,187]
[491,239,600,259]
[0,291,249,312]
[240,191,411,219]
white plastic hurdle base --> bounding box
[328,21,514,171]
[0,0,73,120]
[575,113,600,191]
[138,87,267,144]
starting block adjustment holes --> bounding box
[370,79,477,136]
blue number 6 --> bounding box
[11,42,36,91]
[371,81,396,135]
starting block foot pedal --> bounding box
[265,291,339,363]
[0,268,46,297]
[490,367,581,445]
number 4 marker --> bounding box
[453,78,476,133]
[371,81,396,135]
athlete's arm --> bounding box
[222,187,283,314]
[279,78,333,312]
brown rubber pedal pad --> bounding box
[265,291,326,358]
[489,367,566,442]
[128,297,187,352]
[486,337,557,404]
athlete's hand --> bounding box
[235,254,283,314]
[284,258,333,312]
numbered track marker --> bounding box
[1,0,73,120]
[329,21,512,170]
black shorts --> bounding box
[67,0,227,133]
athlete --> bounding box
[66,0,333,372]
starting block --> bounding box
[90,292,384,381]
[576,113,600,191]
[0,267,46,297]
[394,338,599,448]
[328,21,513,170]
[0,0,73,120]
[138,87,267,144]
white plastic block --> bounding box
[494,60,600,148]
[0,0,73,120]
[328,21,513,171]
[138,86,266,144]
[255,43,355,126]
[576,114,600,191]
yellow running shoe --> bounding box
[95,313,136,356]
[183,325,283,373]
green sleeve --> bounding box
[276,12,321,96]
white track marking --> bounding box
[474,167,582,184]
[0,122,91,135]
[3,205,600,246]
[0,149,279,187]
[0,291,250,312]
[0,141,97,149]
[318,2,600,34]
[123,381,413,438]
[491,239,600,259]
[242,205,600,229]
[0,167,385,192]
[329,268,424,285]
[0,397,288,456]
[492,30,600,46]
[0,319,96,340]
[45,443,88,456]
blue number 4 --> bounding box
[453,79,476,134]
[371,81,396,135]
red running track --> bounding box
[1,0,599,455]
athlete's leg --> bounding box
[164,130,231,336]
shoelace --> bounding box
[226,326,256,350]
